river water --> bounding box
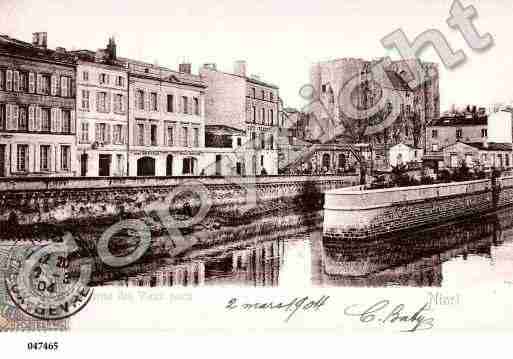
[105,206,513,288]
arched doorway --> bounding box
[322,153,331,170]
[166,155,173,176]
[137,157,156,176]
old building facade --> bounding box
[200,61,279,175]
[123,60,206,176]
[0,33,77,177]
[72,39,129,177]
[308,58,439,168]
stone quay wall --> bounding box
[323,178,496,241]
[0,175,356,226]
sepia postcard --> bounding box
[0,0,513,355]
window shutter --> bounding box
[35,106,42,131]
[36,74,42,94]
[6,70,13,91]
[13,71,19,92]
[105,124,111,144]
[95,123,101,141]
[106,75,110,85]
[61,76,67,97]
[122,125,127,144]
[144,123,150,146]
[70,110,76,134]
[28,105,35,131]
[11,105,18,131]
[55,145,61,171]
[96,92,101,112]
[70,78,76,97]
[5,104,12,130]
[156,94,161,112]
[56,108,62,132]
[178,97,182,113]
[188,97,193,115]
[133,124,138,146]
[144,92,150,111]
[105,92,111,113]
[28,72,35,93]
[51,75,58,96]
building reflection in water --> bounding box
[105,207,513,288]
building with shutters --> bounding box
[71,38,129,177]
[199,61,280,176]
[121,59,207,176]
[0,32,77,177]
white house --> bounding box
[388,143,423,167]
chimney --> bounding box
[106,36,117,61]
[179,63,192,74]
[234,60,247,77]
[203,63,217,70]
[32,32,47,48]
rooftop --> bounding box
[430,114,488,127]
[0,34,75,65]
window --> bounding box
[0,69,5,90]
[482,153,487,163]
[137,124,144,146]
[114,94,123,113]
[261,90,265,100]
[321,84,327,93]
[42,108,51,132]
[18,106,28,131]
[260,133,265,149]
[194,97,200,115]
[261,108,265,124]
[60,145,70,171]
[99,73,109,85]
[116,76,124,87]
[113,124,122,144]
[40,145,50,171]
[167,126,174,146]
[406,104,411,114]
[193,128,199,147]
[252,88,256,98]
[80,121,89,143]
[150,124,158,146]
[456,128,462,138]
[137,90,144,110]
[17,145,28,172]
[82,71,89,81]
[182,97,188,114]
[252,106,256,123]
[81,90,90,110]
[431,129,438,138]
[96,123,106,142]
[61,110,71,133]
[97,92,107,112]
[0,104,5,130]
[482,129,488,137]
[163,94,173,113]
[270,92,273,101]
[261,155,264,166]
[182,157,194,175]
[60,76,71,97]
[150,92,158,111]
[251,132,256,148]
[237,138,242,147]
[270,134,274,150]
[182,127,189,147]
[19,72,28,92]
[432,144,439,152]
[41,74,50,95]
[269,109,273,125]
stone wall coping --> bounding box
[325,178,491,211]
[0,175,356,192]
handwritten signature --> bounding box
[226,295,330,322]
[344,300,434,332]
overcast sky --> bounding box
[1,0,512,112]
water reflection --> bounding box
[102,207,513,288]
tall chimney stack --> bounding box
[32,32,47,48]
[179,63,192,74]
[234,60,247,77]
